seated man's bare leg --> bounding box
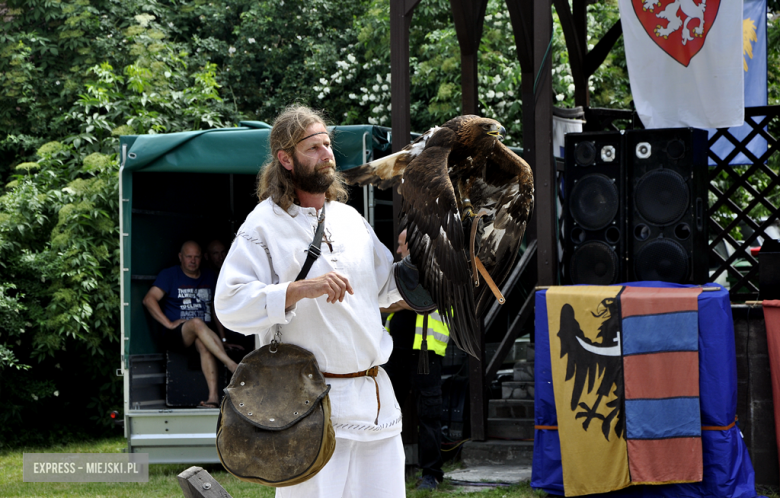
[181,318,238,373]
[195,338,220,404]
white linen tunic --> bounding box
[215,198,403,441]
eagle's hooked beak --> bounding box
[488,125,507,142]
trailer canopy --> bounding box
[122,122,394,174]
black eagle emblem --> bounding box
[558,297,625,441]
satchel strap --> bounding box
[295,203,326,282]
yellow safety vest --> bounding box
[385,310,450,357]
[413,310,450,356]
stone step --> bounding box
[489,399,534,419]
[513,359,534,381]
[486,417,535,440]
[501,381,535,400]
[445,464,532,485]
[460,439,535,467]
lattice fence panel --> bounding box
[708,105,780,302]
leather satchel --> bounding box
[216,342,336,486]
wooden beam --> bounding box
[468,320,488,441]
[505,0,533,72]
[390,0,419,154]
[506,0,537,244]
[552,0,587,106]
[584,21,623,77]
[390,0,422,244]
[572,0,589,107]
[404,0,421,15]
[177,467,232,498]
[461,51,479,115]
[533,0,556,286]
[451,0,489,115]
[451,0,490,439]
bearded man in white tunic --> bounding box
[215,105,409,498]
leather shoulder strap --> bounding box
[295,203,326,282]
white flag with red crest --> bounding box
[618,0,744,129]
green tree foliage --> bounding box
[0,2,233,446]
[0,0,237,177]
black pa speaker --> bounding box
[625,128,709,284]
[563,131,626,285]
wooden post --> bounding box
[572,0,589,108]
[450,0,490,441]
[390,0,422,249]
[177,466,232,498]
[533,0,556,286]
[552,0,588,108]
[450,0,489,115]
[468,321,488,440]
[506,0,537,244]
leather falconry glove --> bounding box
[393,256,436,313]
[393,256,437,375]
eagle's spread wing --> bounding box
[470,141,534,317]
[399,127,480,358]
[342,115,534,359]
[341,127,440,190]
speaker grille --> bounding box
[635,169,688,225]
[570,241,619,285]
[570,174,619,230]
[575,141,597,166]
[634,238,689,283]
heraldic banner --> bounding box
[533,283,758,498]
[708,0,768,166]
[617,0,744,129]
[546,286,703,496]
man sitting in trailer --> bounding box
[143,240,238,408]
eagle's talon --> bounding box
[574,400,606,430]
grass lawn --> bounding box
[0,436,544,497]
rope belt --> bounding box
[322,366,381,425]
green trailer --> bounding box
[118,122,398,463]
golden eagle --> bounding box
[343,115,534,358]
[558,298,625,441]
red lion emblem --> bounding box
[632,0,721,67]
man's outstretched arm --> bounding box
[143,286,184,330]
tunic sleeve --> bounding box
[364,217,403,308]
[214,230,296,339]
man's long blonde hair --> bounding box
[256,105,348,211]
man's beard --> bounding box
[292,156,337,194]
